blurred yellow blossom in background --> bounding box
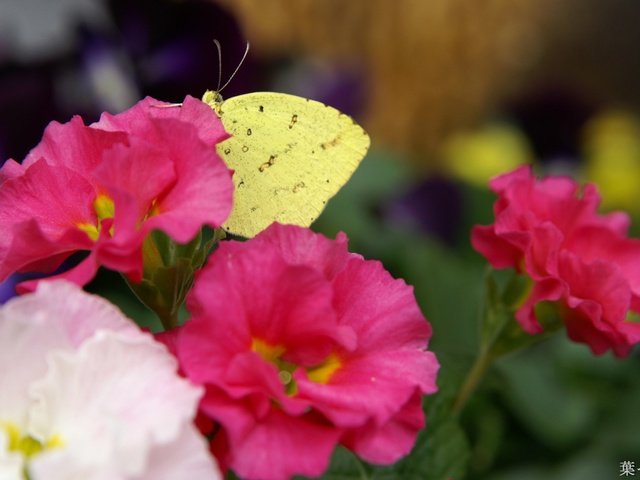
[583,111,640,213]
[441,123,533,187]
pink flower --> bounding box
[0,96,233,290]
[472,165,640,356]
[171,223,439,480]
[0,280,221,479]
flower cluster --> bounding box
[472,165,640,356]
[3,83,640,478]
[0,281,220,479]
[0,96,233,291]
[167,223,439,480]
[0,93,441,479]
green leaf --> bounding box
[314,447,371,480]
[125,227,228,330]
[479,267,508,351]
[477,268,561,359]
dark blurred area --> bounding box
[0,0,255,163]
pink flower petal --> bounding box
[200,390,340,480]
[175,224,439,477]
[341,391,425,464]
[0,96,233,288]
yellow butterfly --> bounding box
[201,43,370,238]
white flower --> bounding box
[0,281,220,480]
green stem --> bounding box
[452,348,494,415]
[354,456,370,480]
[158,309,180,331]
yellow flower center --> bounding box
[2,421,63,463]
[251,338,342,396]
[77,193,115,241]
[306,353,342,384]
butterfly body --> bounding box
[202,90,370,238]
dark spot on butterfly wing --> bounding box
[320,136,341,150]
[259,154,277,172]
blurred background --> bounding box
[1,1,640,479]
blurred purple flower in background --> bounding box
[0,274,18,304]
[384,177,463,246]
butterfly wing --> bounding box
[216,92,370,237]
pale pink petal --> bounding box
[29,330,208,477]
[0,281,136,422]
[138,424,222,480]
[0,302,67,424]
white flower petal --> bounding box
[0,297,67,423]
[0,281,139,423]
[0,430,23,480]
[19,281,140,346]
[28,330,205,477]
[136,423,222,480]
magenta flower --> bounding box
[472,165,640,356]
[0,96,233,290]
[171,223,439,480]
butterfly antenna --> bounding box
[218,41,250,94]
[213,39,223,92]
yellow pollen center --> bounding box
[307,353,342,384]
[94,194,115,221]
[251,338,285,363]
[76,194,115,241]
[2,422,63,460]
[250,338,342,396]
